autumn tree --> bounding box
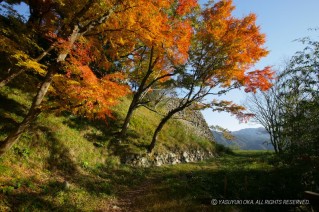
[0,0,187,156]
[148,0,273,153]
[118,0,198,138]
[0,0,122,155]
[0,1,50,88]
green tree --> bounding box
[246,37,319,157]
[279,38,319,157]
[245,82,288,153]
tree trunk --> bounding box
[0,67,56,156]
[148,106,186,153]
[0,69,26,88]
[119,99,138,138]
[0,26,80,156]
[119,46,155,138]
[270,135,278,154]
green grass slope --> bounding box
[0,73,216,210]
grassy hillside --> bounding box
[0,73,216,210]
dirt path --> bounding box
[109,177,160,212]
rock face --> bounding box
[122,149,215,167]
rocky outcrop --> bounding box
[122,148,215,167]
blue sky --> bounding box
[201,0,319,131]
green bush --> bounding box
[215,143,233,155]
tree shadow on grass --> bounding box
[1,124,115,210]
[0,94,29,133]
[2,72,40,93]
[0,95,30,152]
[0,94,28,117]
[61,113,119,144]
[1,189,81,211]
[38,125,113,195]
[61,113,147,157]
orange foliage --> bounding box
[50,37,130,121]
[102,0,194,63]
[196,0,272,90]
[176,0,198,15]
[113,0,196,91]
[52,65,129,121]
[39,0,272,123]
[48,0,195,121]
[244,66,274,93]
[212,100,255,123]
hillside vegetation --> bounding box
[1,125,317,212]
[0,72,217,210]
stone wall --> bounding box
[122,148,215,167]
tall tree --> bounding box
[118,0,197,138]
[0,0,186,156]
[1,0,121,155]
[245,37,319,156]
[245,82,287,153]
[278,38,319,157]
[148,0,273,153]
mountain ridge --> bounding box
[212,127,273,150]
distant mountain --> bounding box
[212,127,273,150]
